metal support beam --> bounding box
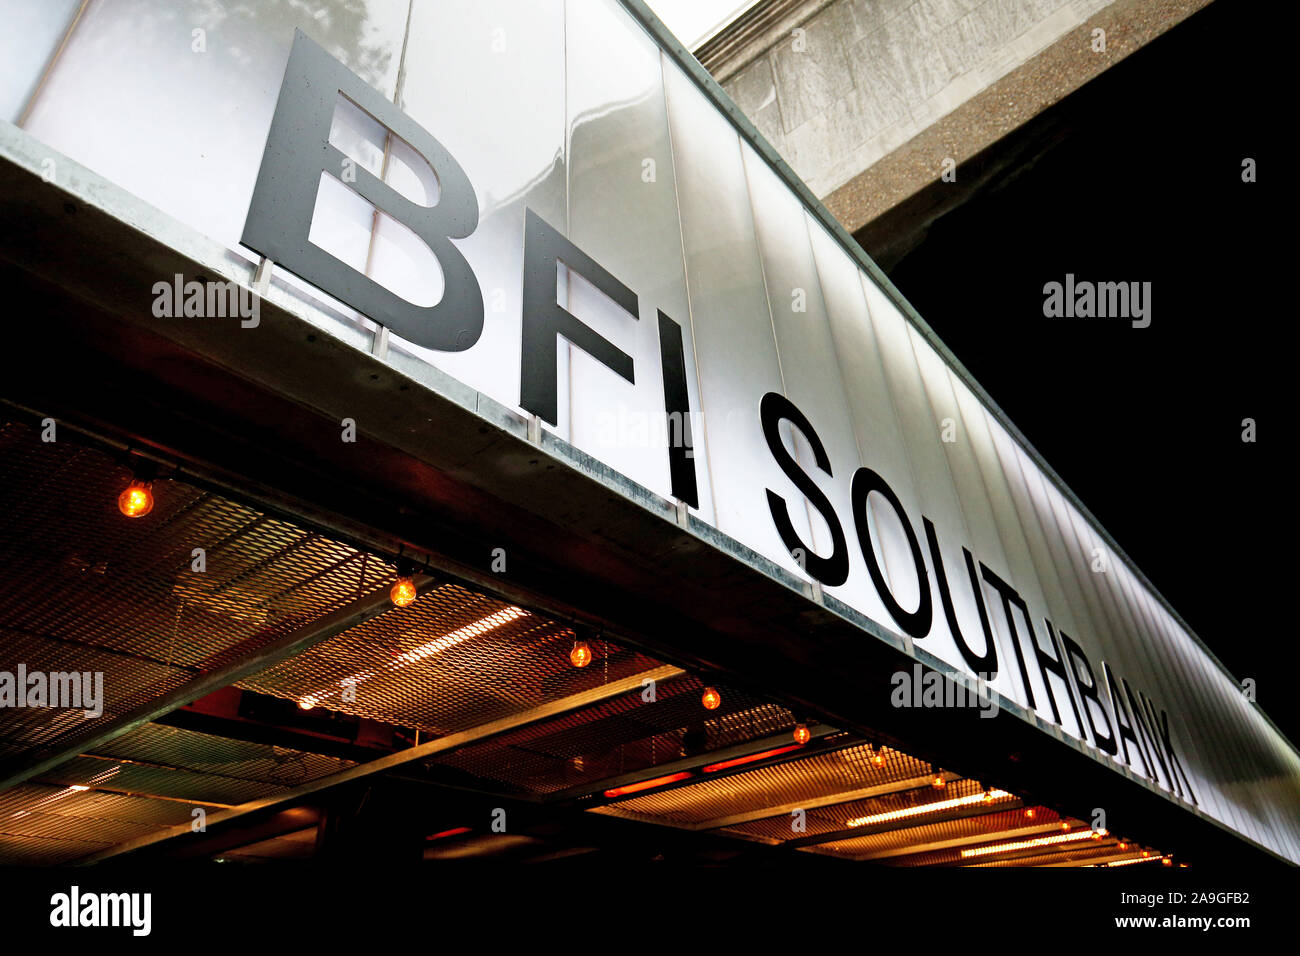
[0,575,438,795]
[75,663,684,864]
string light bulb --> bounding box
[117,480,154,518]
[930,770,946,789]
[390,576,417,607]
[793,723,811,745]
[1024,808,1036,819]
[570,640,593,668]
[701,687,721,710]
[870,746,886,768]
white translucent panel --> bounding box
[661,58,811,572]
[804,222,927,632]
[1098,558,1199,802]
[738,145,877,606]
[912,342,1020,681]
[943,379,1053,714]
[1008,445,1126,742]
[22,0,409,250]
[368,211,443,306]
[1111,558,1228,827]
[0,0,82,122]
[388,0,566,411]
[1155,601,1255,839]
[307,173,378,275]
[561,262,670,496]
[560,0,712,517]
[984,418,1091,742]
[864,286,1001,678]
[384,135,440,207]
[1052,493,1182,793]
[330,96,438,206]
[330,95,389,183]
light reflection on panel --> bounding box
[910,344,1022,701]
[985,415,1091,743]
[661,57,810,571]
[1006,442,1115,739]
[944,362,1047,713]
[0,0,82,123]
[22,0,408,252]
[1153,595,1257,841]
[561,0,712,516]
[390,0,567,409]
[741,145,874,609]
[805,219,918,629]
[864,289,1003,684]
[1108,543,1227,829]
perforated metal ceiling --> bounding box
[0,420,1165,866]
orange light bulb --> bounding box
[871,749,886,768]
[1118,842,1128,850]
[570,640,592,668]
[117,480,154,518]
[792,723,811,745]
[1162,857,1172,866]
[982,789,995,803]
[701,687,721,710]
[390,576,417,607]
[931,773,946,789]
[1024,808,1036,819]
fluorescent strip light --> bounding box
[846,789,1012,828]
[960,828,1106,859]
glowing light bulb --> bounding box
[931,773,946,789]
[390,576,417,607]
[1162,857,1172,866]
[570,640,592,668]
[117,480,154,518]
[701,687,721,710]
[1061,822,1070,831]
[299,696,317,711]
[982,788,995,803]
[871,749,886,768]
[1118,842,1128,850]
[1024,808,1036,819]
[793,723,811,745]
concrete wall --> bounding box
[714,0,1209,231]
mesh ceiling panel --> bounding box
[236,589,663,736]
[0,421,392,758]
[590,743,931,826]
[427,674,795,796]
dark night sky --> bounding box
[885,0,1290,742]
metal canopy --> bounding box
[0,421,1165,867]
